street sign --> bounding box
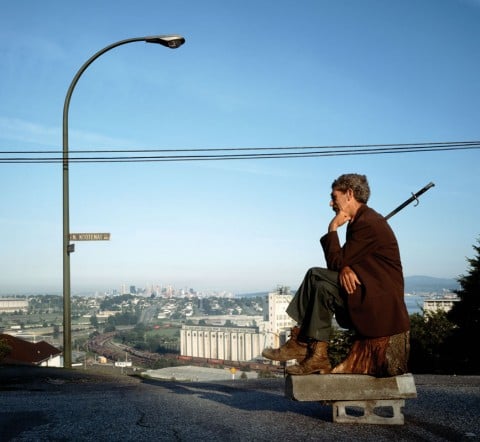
[69,233,111,241]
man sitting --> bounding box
[263,173,410,376]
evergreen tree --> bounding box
[445,238,480,374]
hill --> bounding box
[238,276,459,298]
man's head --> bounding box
[331,174,370,203]
[330,174,370,216]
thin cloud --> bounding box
[0,116,140,149]
[0,117,58,147]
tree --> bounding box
[409,311,455,373]
[52,324,60,338]
[104,323,116,333]
[445,238,480,374]
[328,328,355,367]
[90,314,99,329]
[0,338,12,362]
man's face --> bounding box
[330,189,349,214]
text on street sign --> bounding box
[69,233,111,241]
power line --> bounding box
[0,140,478,164]
[1,140,478,154]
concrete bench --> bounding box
[285,373,417,425]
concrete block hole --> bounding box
[343,405,394,418]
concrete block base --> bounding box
[285,373,416,425]
[333,399,405,425]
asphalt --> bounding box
[0,366,479,441]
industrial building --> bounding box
[180,286,295,363]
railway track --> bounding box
[87,332,166,368]
[88,332,283,374]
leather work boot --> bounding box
[286,341,331,375]
[262,326,308,362]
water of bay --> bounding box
[404,294,425,315]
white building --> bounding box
[262,286,296,350]
[180,325,262,362]
[179,286,295,363]
[0,298,28,313]
[423,295,460,314]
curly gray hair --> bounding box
[331,174,370,203]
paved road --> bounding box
[0,366,479,441]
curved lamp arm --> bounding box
[63,35,185,155]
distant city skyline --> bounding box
[0,274,459,297]
[1,0,479,294]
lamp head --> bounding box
[145,34,185,49]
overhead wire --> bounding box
[0,140,478,164]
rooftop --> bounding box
[0,334,61,366]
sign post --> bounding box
[63,232,110,366]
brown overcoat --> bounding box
[320,205,410,338]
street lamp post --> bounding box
[62,35,185,368]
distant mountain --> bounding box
[404,275,458,293]
[238,276,459,298]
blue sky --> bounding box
[0,0,479,294]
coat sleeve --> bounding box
[320,217,379,272]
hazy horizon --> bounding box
[0,274,460,297]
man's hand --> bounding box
[339,266,361,295]
[328,210,351,232]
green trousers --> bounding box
[286,267,353,341]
